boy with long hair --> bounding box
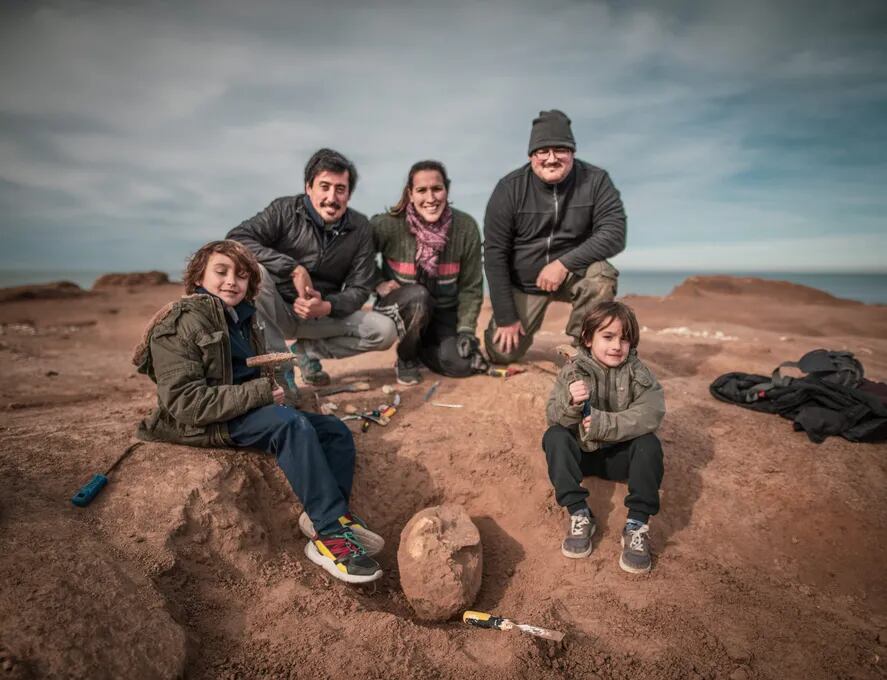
[133,239,384,584]
[543,301,665,573]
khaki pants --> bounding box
[484,260,618,364]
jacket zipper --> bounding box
[545,185,558,265]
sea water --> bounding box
[1,269,885,305]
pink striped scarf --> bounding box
[405,202,452,277]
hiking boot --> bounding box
[620,522,652,574]
[299,511,385,556]
[289,342,330,386]
[395,358,422,386]
[304,529,383,584]
[561,509,596,559]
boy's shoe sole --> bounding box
[303,541,382,584]
[561,523,596,559]
[618,535,652,574]
[299,511,385,556]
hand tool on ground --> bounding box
[487,366,528,378]
[423,380,441,402]
[316,381,371,397]
[462,611,565,642]
[71,442,144,507]
[245,352,295,389]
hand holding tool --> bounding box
[246,352,295,389]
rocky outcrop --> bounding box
[92,271,171,288]
[0,281,88,303]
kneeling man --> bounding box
[228,148,397,390]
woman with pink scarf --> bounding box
[371,160,486,386]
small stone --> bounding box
[722,639,751,663]
[730,669,748,680]
[397,504,483,621]
[382,384,395,394]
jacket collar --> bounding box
[529,161,577,194]
[194,287,256,323]
[298,194,351,233]
[574,344,635,375]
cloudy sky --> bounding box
[1,0,885,275]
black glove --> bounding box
[456,333,480,359]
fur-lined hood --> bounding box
[132,294,222,378]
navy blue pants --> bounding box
[227,405,355,534]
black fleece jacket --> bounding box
[483,160,626,326]
[226,194,375,318]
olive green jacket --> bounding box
[546,346,665,452]
[132,294,274,447]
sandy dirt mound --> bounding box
[670,274,860,306]
[92,271,171,288]
[1,276,885,678]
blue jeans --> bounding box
[227,405,355,534]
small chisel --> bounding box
[462,610,565,641]
[71,442,143,507]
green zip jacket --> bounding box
[546,346,665,452]
[132,294,274,447]
[370,208,483,334]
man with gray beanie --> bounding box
[483,110,626,363]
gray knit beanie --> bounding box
[527,110,576,155]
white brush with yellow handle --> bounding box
[462,611,565,642]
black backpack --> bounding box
[747,349,864,399]
[710,349,886,443]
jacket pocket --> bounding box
[196,331,225,383]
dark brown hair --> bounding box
[579,301,640,349]
[183,240,262,302]
[389,160,451,216]
[304,148,358,193]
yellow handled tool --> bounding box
[462,611,564,641]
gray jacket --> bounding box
[484,160,626,326]
[546,346,665,452]
[227,194,375,318]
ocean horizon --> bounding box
[1,268,885,305]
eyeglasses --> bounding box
[532,147,573,160]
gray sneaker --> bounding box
[395,358,422,386]
[561,509,596,559]
[289,343,330,387]
[620,523,652,573]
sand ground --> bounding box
[1,276,885,679]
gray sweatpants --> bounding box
[255,265,397,360]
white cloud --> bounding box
[1,0,885,273]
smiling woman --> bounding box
[370,160,486,385]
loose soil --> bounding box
[1,277,885,679]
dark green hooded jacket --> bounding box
[132,294,274,447]
[547,346,665,452]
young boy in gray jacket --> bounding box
[543,301,665,573]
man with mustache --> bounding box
[228,148,396,394]
[483,110,627,363]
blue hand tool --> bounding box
[71,442,143,507]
